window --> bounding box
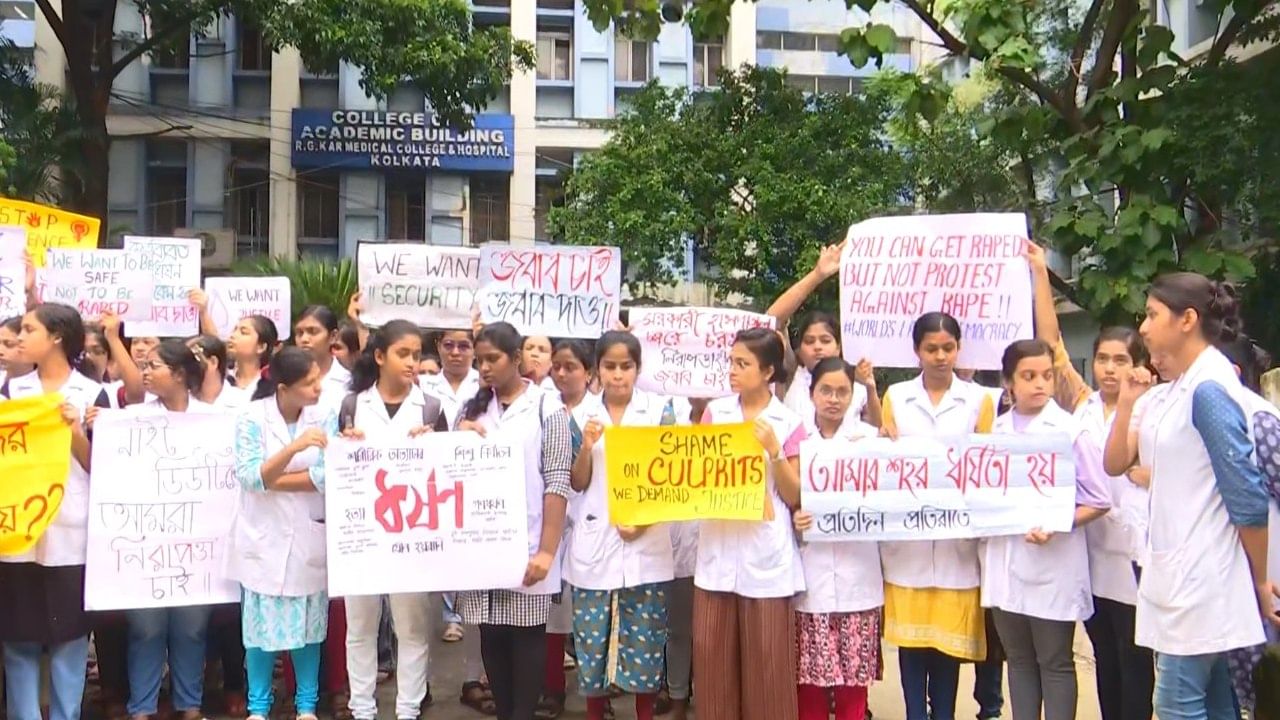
[298,174,339,240]
[694,38,724,87]
[817,75,855,94]
[756,31,782,50]
[149,11,191,69]
[386,178,426,241]
[147,168,187,236]
[534,178,564,242]
[470,177,509,246]
[536,0,574,8]
[783,32,818,51]
[0,1,34,20]
[237,17,271,71]
[614,37,651,83]
[230,174,269,257]
[816,34,841,53]
[785,73,817,93]
[536,32,572,80]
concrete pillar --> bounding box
[508,0,537,247]
[727,2,757,68]
[268,46,301,257]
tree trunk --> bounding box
[75,112,111,245]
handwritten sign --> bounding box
[41,249,154,321]
[204,276,292,340]
[358,243,479,329]
[478,245,621,339]
[0,198,99,266]
[0,393,72,556]
[0,227,26,316]
[631,307,776,397]
[324,431,529,596]
[122,236,201,338]
[839,213,1032,370]
[85,411,240,610]
[605,423,766,525]
[799,433,1076,542]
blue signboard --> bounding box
[291,109,515,173]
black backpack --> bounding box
[338,391,443,432]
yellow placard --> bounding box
[605,422,768,525]
[0,393,73,555]
[0,198,99,266]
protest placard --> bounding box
[41,249,154,321]
[631,307,776,397]
[0,227,27,316]
[204,276,292,339]
[605,423,767,525]
[0,198,98,266]
[799,433,1076,542]
[85,411,240,610]
[0,393,72,556]
[478,245,621,339]
[122,236,201,337]
[324,431,529,596]
[358,243,479,329]
[839,213,1033,370]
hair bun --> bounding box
[1209,281,1242,342]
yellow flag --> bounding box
[0,393,73,555]
[605,422,768,525]
[0,198,99,266]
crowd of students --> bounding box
[0,239,1278,720]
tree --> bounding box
[0,40,83,202]
[585,0,1280,324]
[546,66,910,307]
[31,0,534,239]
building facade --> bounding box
[16,0,921,265]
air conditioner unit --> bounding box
[175,228,236,270]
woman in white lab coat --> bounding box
[454,322,573,720]
[982,339,1110,720]
[694,327,807,720]
[1105,273,1276,718]
[791,357,882,720]
[1026,242,1156,720]
[878,311,996,720]
[188,335,250,410]
[109,339,221,720]
[0,303,109,720]
[765,241,880,427]
[293,305,351,412]
[336,320,448,720]
[225,315,279,393]
[226,346,337,720]
[565,331,675,720]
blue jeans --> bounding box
[974,658,1005,718]
[126,605,212,715]
[245,644,322,717]
[3,637,91,720]
[442,592,462,625]
[1153,652,1237,720]
[900,647,960,720]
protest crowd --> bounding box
[1,207,1279,720]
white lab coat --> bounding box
[563,391,675,591]
[474,380,565,596]
[694,395,805,598]
[319,361,351,413]
[1075,392,1140,606]
[224,396,331,597]
[1135,346,1265,654]
[982,401,1096,622]
[796,413,883,614]
[420,368,480,430]
[879,375,992,590]
[1,370,105,567]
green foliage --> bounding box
[232,255,357,319]
[0,40,83,202]
[582,0,1280,327]
[547,66,912,309]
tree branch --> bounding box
[108,4,212,81]
[1063,0,1107,104]
[1087,0,1138,99]
[1204,2,1275,66]
[900,0,1086,133]
[32,0,69,55]
[111,125,194,139]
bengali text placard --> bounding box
[0,393,72,556]
[478,245,621,339]
[631,307,776,397]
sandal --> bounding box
[329,692,353,720]
[441,622,464,643]
[654,688,672,715]
[533,692,565,720]
[460,682,497,716]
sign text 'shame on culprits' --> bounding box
[606,423,767,525]
[838,213,1034,371]
[800,433,1077,542]
[631,307,776,398]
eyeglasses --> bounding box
[142,360,168,372]
[815,386,852,400]
[441,341,473,353]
